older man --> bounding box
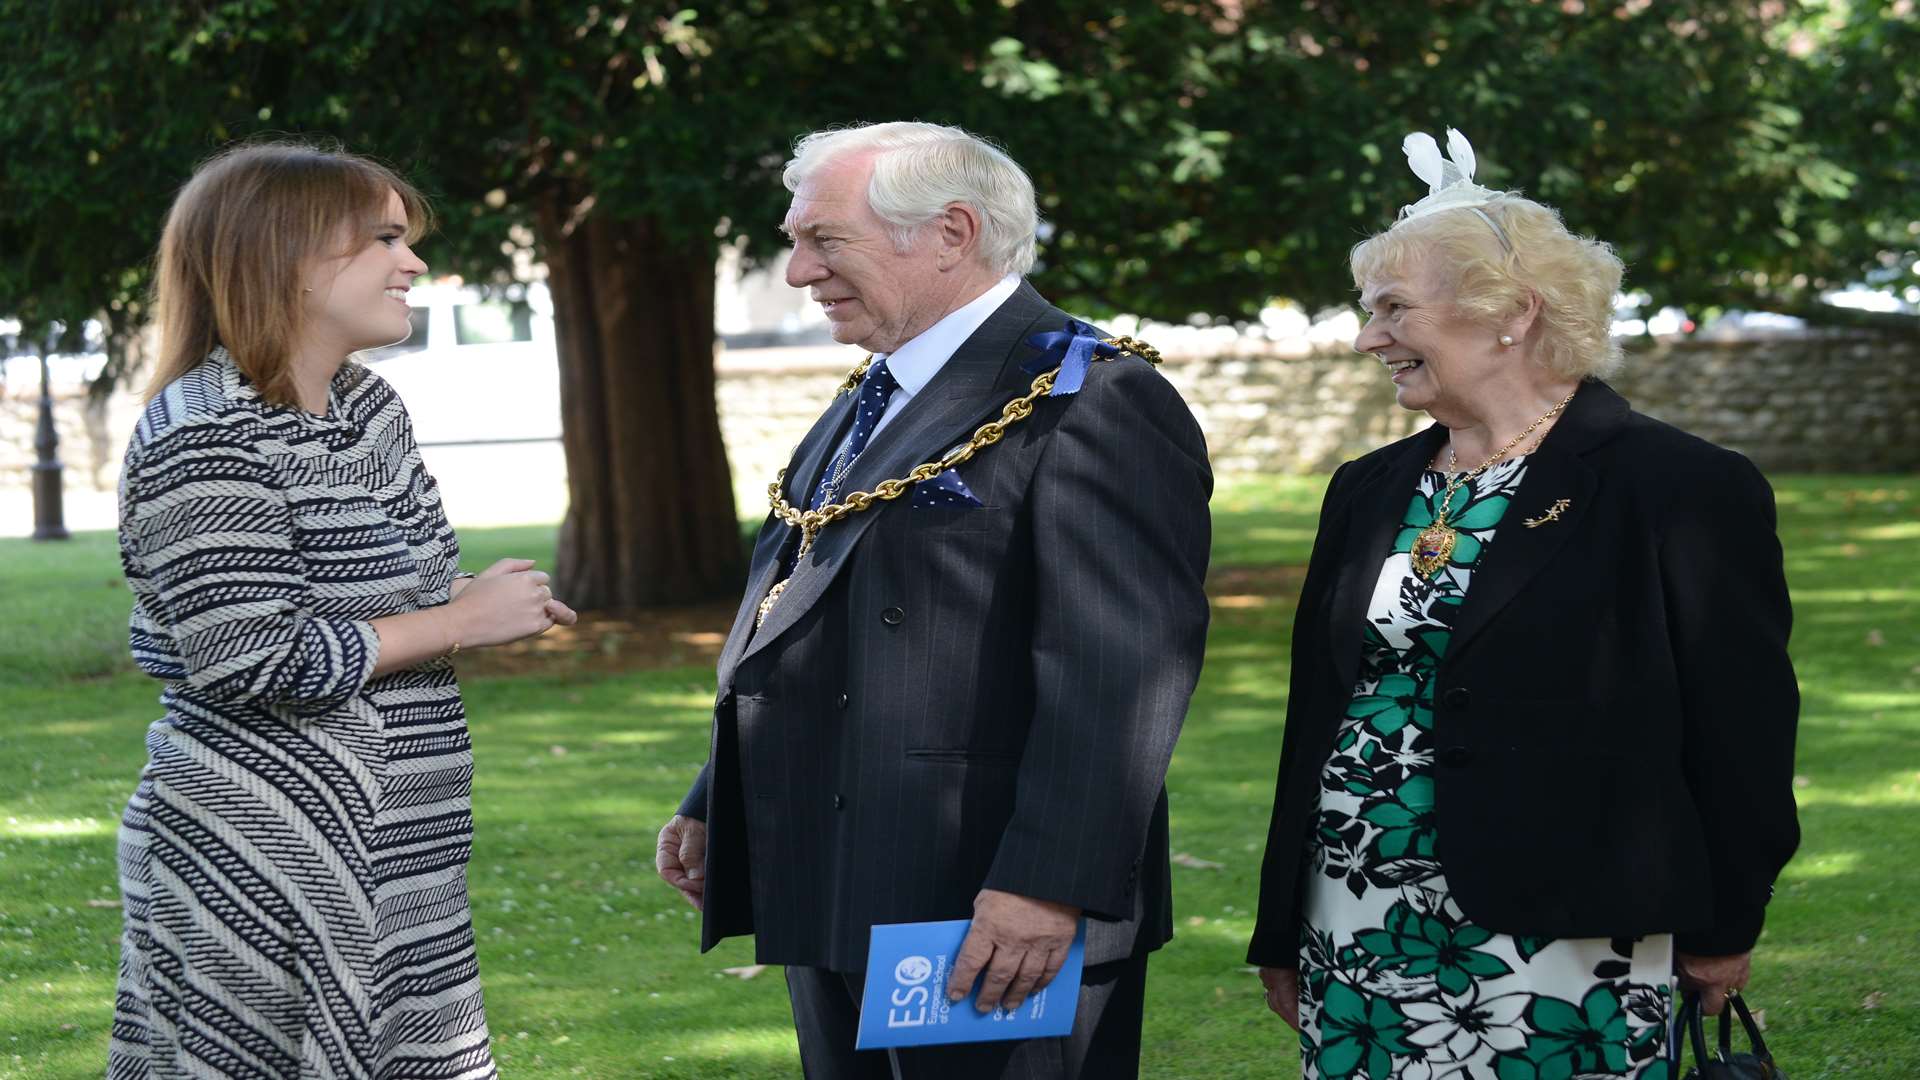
[655,122,1211,1080]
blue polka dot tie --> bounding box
[810,359,900,510]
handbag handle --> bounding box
[1685,990,1713,1066]
[1725,991,1777,1066]
[1683,990,1779,1073]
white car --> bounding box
[363,282,561,445]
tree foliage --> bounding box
[1,0,1913,601]
[4,1,1913,338]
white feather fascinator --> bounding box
[1395,128,1512,249]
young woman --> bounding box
[110,141,574,1079]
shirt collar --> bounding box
[875,274,1022,396]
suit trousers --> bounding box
[784,954,1150,1080]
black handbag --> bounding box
[1678,989,1788,1079]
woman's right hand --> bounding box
[446,561,557,648]
[1259,966,1301,1031]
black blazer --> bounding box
[1249,381,1799,967]
[681,281,1213,972]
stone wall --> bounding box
[7,330,1916,503]
[1607,332,1920,472]
[0,380,139,493]
[718,329,1920,480]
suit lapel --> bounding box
[1444,380,1626,662]
[1323,425,1447,695]
[713,376,861,689]
[738,282,1053,663]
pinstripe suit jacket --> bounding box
[678,281,1212,972]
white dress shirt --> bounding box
[867,273,1022,439]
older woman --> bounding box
[111,141,575,1078]
[1247,131,1798,1078]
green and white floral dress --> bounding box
[1298,457,1674,1080]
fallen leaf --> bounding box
[1172,852,1225,870]
[1792,775,1811,789]
[1862,991,1887,1010]
[549,745,569,757]
[1866,629,1886,647]
[722,964,769,980]
[85,899,121,909]
[1186,915,1207,927]
[1212,595,1268,609]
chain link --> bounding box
[753,337,1154,627]
[769,366,1056,540]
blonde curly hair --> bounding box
[1351,196,1624,380]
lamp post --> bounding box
[31,330,70,541]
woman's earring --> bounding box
[1498,334,1516,347]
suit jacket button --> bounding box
[1443,688,1472,709]
[881,606,905,626]
[833,793,846,810]
[1440,746,1473,768]
[837,692,850,710]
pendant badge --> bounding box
[1410,522,1457,580]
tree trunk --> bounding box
[536,192,745,610]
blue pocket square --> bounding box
[912,468,984,509]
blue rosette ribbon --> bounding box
[1023,319,1119,397]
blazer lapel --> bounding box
[1444,380,1627,662]
[1323,425,1447,695]
[713,377,861,689]
[739,282,1052,662]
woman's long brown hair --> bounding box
[146,139,431,407]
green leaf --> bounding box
[1529,995,1585,1036]
[1514,936,1554,962]
[1450,494,1512,530]
[1458,950,1516,978]
[1495,1051,1541,1080]
[1452,533,1484,565]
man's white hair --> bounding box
[784,121,1039,277]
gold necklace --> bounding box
[1408,390,1577,580]
[753,336,1161,629]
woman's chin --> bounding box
[1391,382,1435,413]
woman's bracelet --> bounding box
[434,607,463,660]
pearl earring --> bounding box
[1498,334,1516,347]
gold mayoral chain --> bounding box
[754,336,1162,629]
[1409,389,1577,581]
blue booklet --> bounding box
[854,917,1087,1050]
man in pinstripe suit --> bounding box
[656,121,1212,1080]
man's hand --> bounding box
[947,889,1081,1013]
[655,815,707,911]
[1677,950,1751,1017]
[1258,966,1301,1030]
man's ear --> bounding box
[934,201,983,271]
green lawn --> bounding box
[1,475,1915,1077]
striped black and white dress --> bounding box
[110,350,497,1079]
